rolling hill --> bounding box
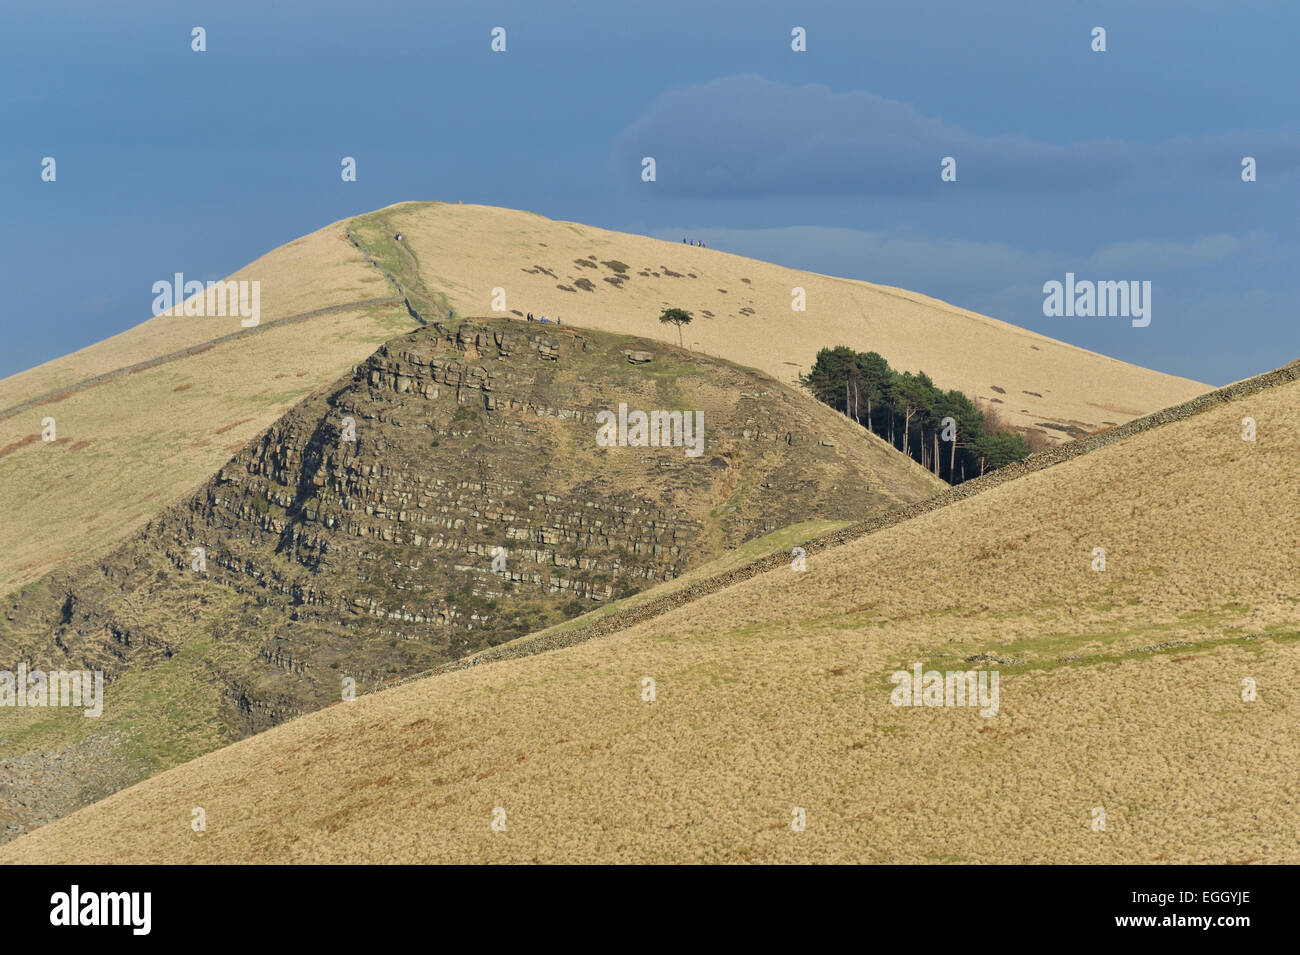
[0,202,1207,597]
[0,225,414,596]
[352,201,1208,439]
[0,316,941,840]
[4,364,1291,864]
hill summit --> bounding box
[0,316,941,838]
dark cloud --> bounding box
[616,75,1300,199]
[1163,130,1300,177]
[615,75,1133,197]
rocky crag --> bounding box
[1,317,941,837]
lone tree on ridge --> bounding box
[658,307,693,347]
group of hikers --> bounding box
[526,312,561,325]
[682,238,707,247]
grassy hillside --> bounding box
[0,318,941,841]
[363,201,1208,439]
[0,220,414,595]
[6,367,1291,864]
[0,202,1207,596]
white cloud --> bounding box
[1086,234,1251,272]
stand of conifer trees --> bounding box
[800,346,1031,484]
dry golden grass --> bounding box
[383,201,1208,437]
[0,216,414,594]
[0,202,1206,595]
[0,224,388,409]
[6,373,1293,864]
[0,305,415,595]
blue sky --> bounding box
[3,0,1297,384]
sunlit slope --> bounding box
[0,221,415,594]
[0,319,943,842]
[8,372,1294,864]
[0,223,390,410]
[373,201,1208,439]
[0,200,1208,595]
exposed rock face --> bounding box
[0,318,939,799]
